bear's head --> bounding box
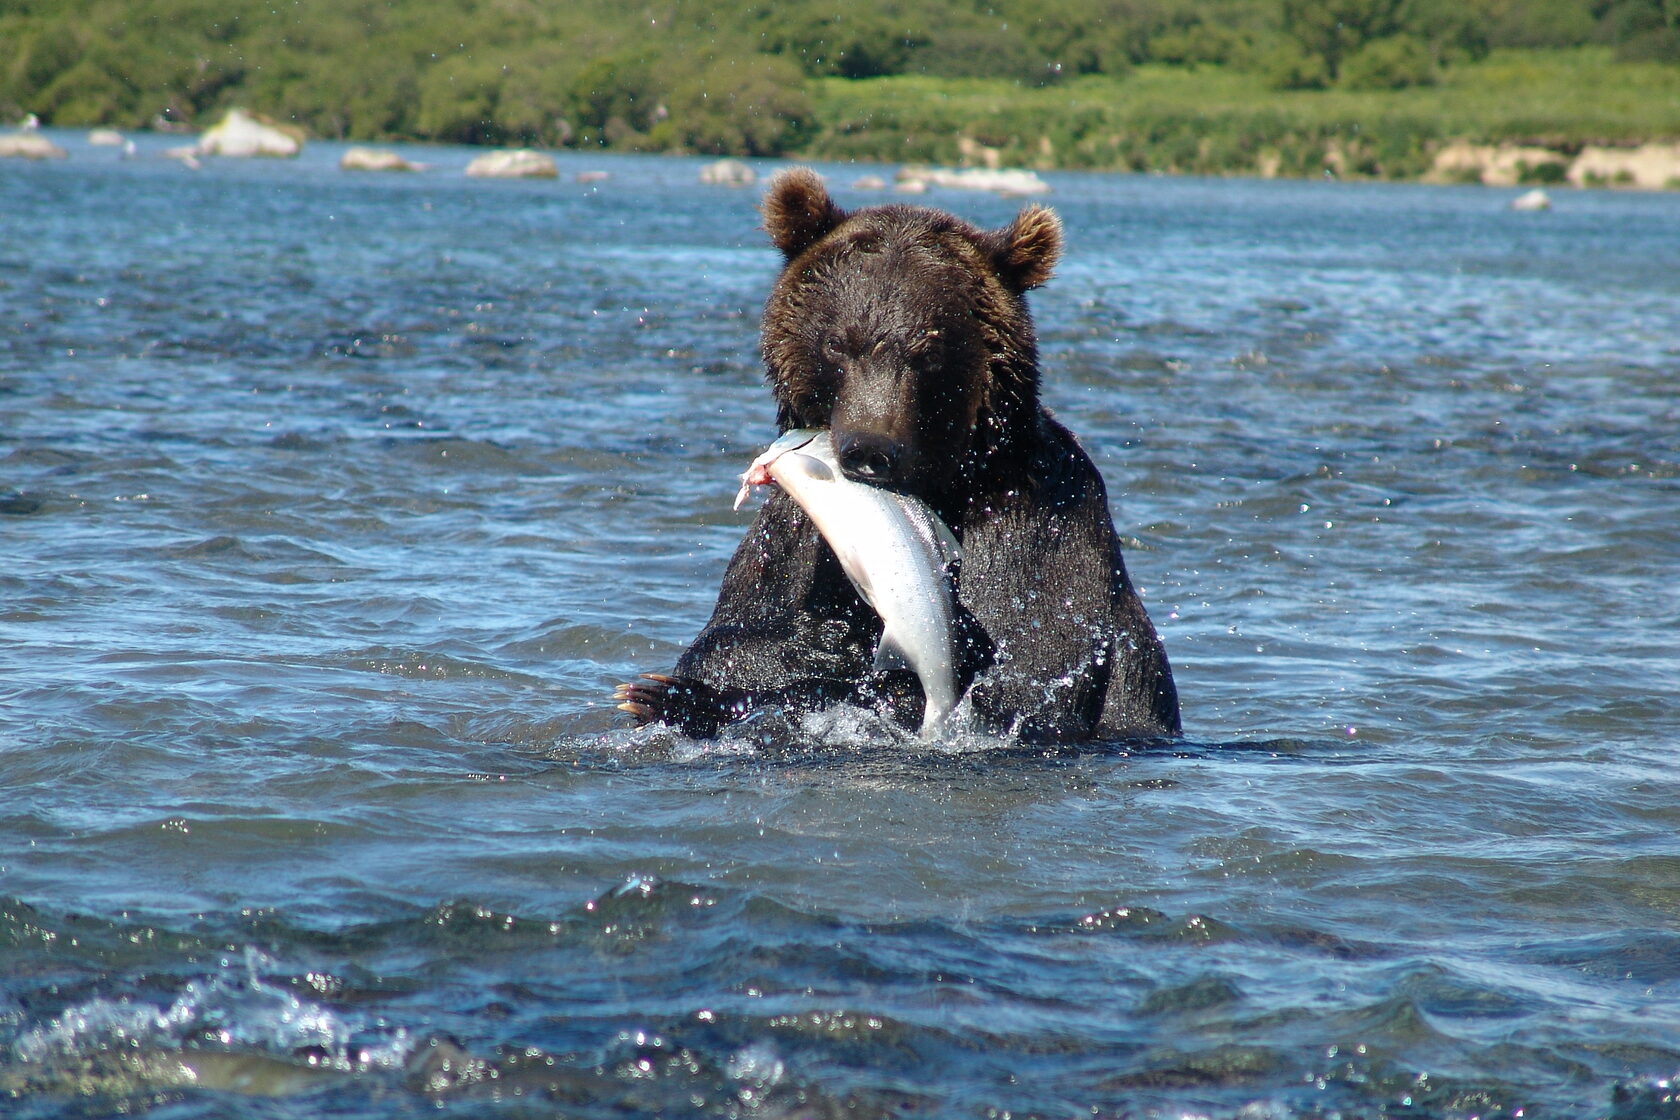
[759,168,1061,514]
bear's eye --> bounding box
[820,337,846,368]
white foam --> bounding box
[13,946,415,1073]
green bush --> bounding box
[1615,26,1680,63]
[1339,35,1440,88]
[1517,157,1570,182]
[910,26,1053,84]
[1485,0,1597,49]
[1403,0,1490,64]
[1258,38,1332,89]
[1148,23,1242,67]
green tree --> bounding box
[567,50,671,146]
[911,25,1055,83]
[1481,0,1597,48]
[1595,0,1680,60]
[297,55,417,139]
[414,53,505,144]
[664,54,812,155]
[999,0,1136,75]
[752,4,928,78]
[9,22,85,97]
[1257,34,1334,88]
[1406,0,1493,62]
[496,52,576,145]
[1281,0,1407,78]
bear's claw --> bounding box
[613,673,736,735]
[613,673,674,724]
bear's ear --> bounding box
[762,167,846,260]
[990,203,1062,292]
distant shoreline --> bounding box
[7,0,1680,191]
[11,50,1680,191]
[15,122,1680,201]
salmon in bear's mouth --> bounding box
[733,429,964,737]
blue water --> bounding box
[3,131,1679,1118]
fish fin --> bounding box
[764,428,822,458]
[784,452,834,482]
[846,557,876,609]
[872,629,913,673]
[930,517,962,569]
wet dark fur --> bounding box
[617,169,1179,741]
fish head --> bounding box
[734,428,821,510]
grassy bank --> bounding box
[4,0,1679,186]
[801,49,1680,179]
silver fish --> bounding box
[735,429,963,736]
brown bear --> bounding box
[616,168,1179,742]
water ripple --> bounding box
[3,143,1679,1118]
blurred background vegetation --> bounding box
[3,0,1678,175]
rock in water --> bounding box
[464,149,559,179]
[0,132,67,160]
[699,159,755,186]
[894,166,1051,196]
[340,147,423,172]
[197,109,303,158]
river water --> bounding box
[3,132,1678,1118]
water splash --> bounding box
[11,946,415,1093]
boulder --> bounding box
[1509,188,1551,211]
[699,158,755,186]
[0,132,67,160]
[197,108,303,158]
[464,149,559,179]
[894,166,1050,196]
[340,146,424,172]
[87,128,125,146]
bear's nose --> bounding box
[837,431,900,487]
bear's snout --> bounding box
[834,428,903,488]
